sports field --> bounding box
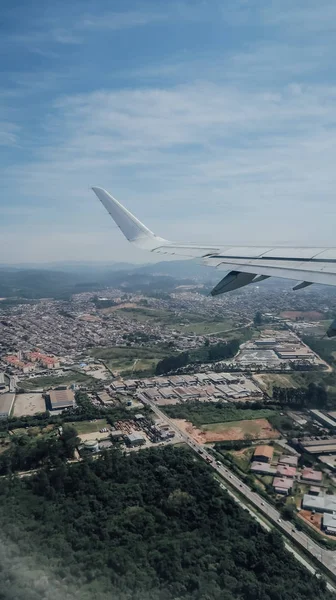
[67,419,109,435]
[177,319,233,335]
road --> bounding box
[219,482,335,592]
[138,393,336,579]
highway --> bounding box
[138,393,336,579]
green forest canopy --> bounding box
[0,447,330,600]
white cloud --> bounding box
[2,0,336,263]
[0,122,20,146]
[1,77,336,264]
[9,29,82,46]
[79,10,167,30]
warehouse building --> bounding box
[253,445,273,463]
[168,376,186,386]
[154,378,170,387]
[195,373,210,384]
[141,379,155,388]
[302,494,336,513]
[123,379,137,390]
[208,373,228,384]
[97,391,113,405]
[159,387,177,400]
[250,462,276,475]
[273,477,293,495]
[255,338,277,347]
[222,373,240,384]
[111,379,126,391]
[0,373,6,391]
[276,465,296,478]
[301,467,323,483]
[48,389,75,411]
[182,375,197,385]
[175,386,201,400]
[144,388,161,401]
[300,437,336,455]
[310,409,336,430]
[0,393,15,419]
[279,454,298,467]
[125,433,145,447]
[276,348,313,360]
[322,513,336,535]
[110,430,123,440]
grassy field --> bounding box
[216,327,257,343]
[68,419,108,435]
[254,373,300,395]
[20,371,95,391]
[177,319,233,335]
[163,402,276,427]
[91,345,171,375]
[117,306,243,335]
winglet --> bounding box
[92,187,168,250]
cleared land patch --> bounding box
[280,310,323,321]
[20,371,95,391]
[13,393,46,417]
[91,345,171,376]
[79,430,112,443]
[173,418,279,443]
[254,373,299,395]
[163,403,275,427]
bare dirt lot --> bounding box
[280,310,323,321]
[13,393,46,417]
[173,418,280,443]
[79,431,113,443]
[101,302,137,314]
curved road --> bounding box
[138,393,336,578]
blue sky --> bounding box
[1,0,336,263]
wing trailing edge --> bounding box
[92,187,336,293]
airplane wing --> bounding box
[92,187,336,295]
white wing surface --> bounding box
[92,187,336,292]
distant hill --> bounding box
[0,260,216,300]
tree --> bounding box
[254,311,263,326]
[280,503,296,520]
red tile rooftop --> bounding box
[276,465,296,478]
[302,468,323,482]
[273,477,293,490]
